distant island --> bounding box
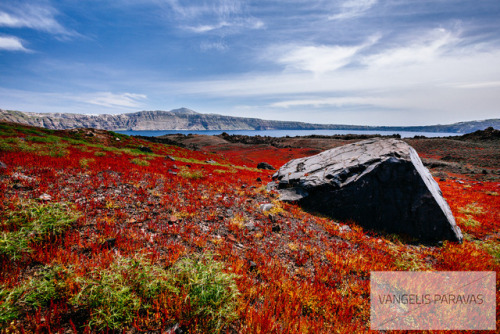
[1,108,498,134]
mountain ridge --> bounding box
[0,108,498,133]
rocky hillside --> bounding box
[0,108,342,131]
[1,108,498,133]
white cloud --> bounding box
[277,45,362,74]
[329,0,378,20]
[82,92,147,108]
[187,22,230,33]
[0,3,76,37]
[165,0,263,34]
[200,40,228,51]
[160,37,500,124]
[0,88,148,114]
[271,35,379,75]
[270,96,387,108]
[453,81,500,89]
[0,35,29,51]
[363,28,459,68]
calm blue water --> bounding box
[116,129,459,139]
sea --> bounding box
[115,129,459,139]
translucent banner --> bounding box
[371,271,496,330]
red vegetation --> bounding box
[0,122,499,333]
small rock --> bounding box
[172,164,179,169]
[256,177,262,182]
[0,161,6,169]
[272,224,281,232]
[456,180,465,184]
[260,203,274,212]
[241,184,247,189]
[257,162,275,170]
[115,137,120,141]
[168,170,177,175]
[245,221,256,231]
[166,155,176,161]
[439,178,446,182]
[205,159,217,164]
[139,146,153,153]
[101,238,116,249]
[39,193,52,201]
[482,169,488,174]
[249,261,257,271]
[339,225,351,233]
[12,172,33,181]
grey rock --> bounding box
[339,225,352,233]
[166,155,176,161]
[245,221,257,231]
[257,162,275,170]
[0,161,6,169]
[39,193,52,201]
[260,203,274,212]
[12,172,33,181]
[269,138,462,243]
[249,261,257,271]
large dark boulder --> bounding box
[268,138,462,243]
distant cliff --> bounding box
[1,108,498,133]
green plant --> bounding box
[94,151,106,157]
[72,256,172,331]
[26,135,60,143]
[131,158,150,166]
[0,231,30,261]
[0,200,80,260]
[458,202,485,215]
[0,265,72,323]
[170,254,240,332]
[178,167,204,179]
[79,158,95,168]
[459,216,481,228]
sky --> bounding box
[0,0,499,126]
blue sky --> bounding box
[0,0,499,126]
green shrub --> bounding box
[170,254,240,332]
[0,265,72,323]
[26,135,60,143]
[178,167,204,179]
[72,256,173,331]
[131,158,150,166]
[459,216,481,228]
[0,200,80,261]
[0,254,240,332]
[79,158,95,168]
